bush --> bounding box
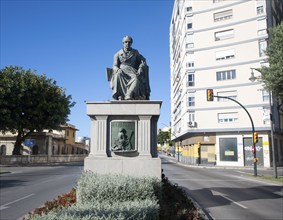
[28,200,159,220]
[76,172,161,205]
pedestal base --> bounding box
[85,100,162,179]
[84,156,161,179]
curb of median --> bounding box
[161,155,212,220]
[180,186,211,220]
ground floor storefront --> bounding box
[176,132,283,168]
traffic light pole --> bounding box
[215,95,257,176]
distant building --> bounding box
[0,123,89,156]
[169,0,283,167]
[76,136,90,153]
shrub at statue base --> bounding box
[76,172,161,205]
[27,173,161,220]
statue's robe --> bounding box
[110,48,150,100]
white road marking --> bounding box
[273,191,283,196]
[211,190,248,209]
[170,179,245,181]
[0,193,35,210]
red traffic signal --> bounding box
[207,89,214,101]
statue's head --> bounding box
[119,128,127,134]
[122,36,133,44]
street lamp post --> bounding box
[250,68,277,178]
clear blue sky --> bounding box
[1,0,174,138]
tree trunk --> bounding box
[12,134,23,155]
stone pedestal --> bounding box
[84,100,162,179]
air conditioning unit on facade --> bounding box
[188,121,197,128]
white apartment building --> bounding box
[169,0,283,168]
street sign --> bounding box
[24,139,36,147]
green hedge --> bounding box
[29,200,159,220]
[31,172,161,220]
[76,172,161,205]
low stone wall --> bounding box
[0,155,87,165]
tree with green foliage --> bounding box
[158,129,172,146]
[0,66,75,155]
[259,23,283,99]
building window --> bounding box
[219,138,238,161]
[186,43,194,48]
[215,29,234,41]
[67,130,69,136]
[215,49,235,61]
[258,29,267,35]
[216,69,236,81]
[218,112,238,123]
[0,145,6,156]
[173,101,182,120]
[186,52,195,68]
[217,90,237,101]
[259,40,267,57]
[214,9,232,22]
[187,93,195,107]
[257,6,264,15]
[262,107,270,125]
[187,74,195,87]
[186,6,192,12]
[186,16,192,30]
[174,120,181,134]
[262,90,269,101]
[257,18,267,36]
[186,62,194,68]
[186,34,194,48]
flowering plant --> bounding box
[24,188,76,219]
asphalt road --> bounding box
[161,156,283,220]
[1,159,282,220]
[0,163,83,220]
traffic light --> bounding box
[253,132,258,143]
[207,89,214,101]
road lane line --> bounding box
[0,193,35,210]
[211,190,248,209]
[170,179,245,181]
[221,194,248,209]
[273,191,283,196]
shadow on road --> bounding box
[0,179,27,189]
[182,185,282,208]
